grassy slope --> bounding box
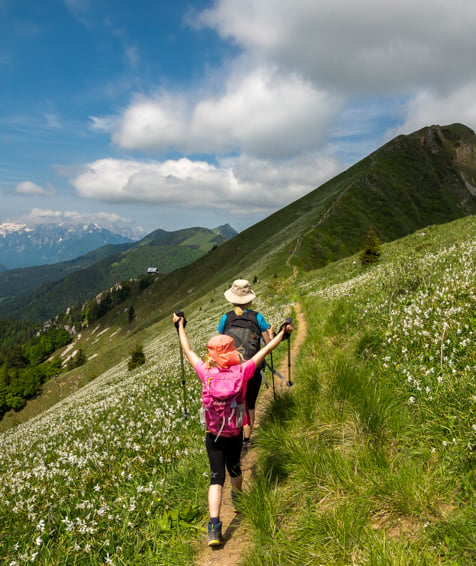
[240,214,476,565]
[291,124,476,269]
[1,121,476,561]
[0,215,474,565]
[2,124,476,428]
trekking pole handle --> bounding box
[174,311,187,330]
[279,317,293,340]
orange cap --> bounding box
[207,335,241,367]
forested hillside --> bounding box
[0,225,234,321]
[0,321,72,417]
[0,274,156,418]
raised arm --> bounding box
[172,313,201,367]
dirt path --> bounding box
[195,303,307,566]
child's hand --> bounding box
[173,311,187,329]
[278,319,293,340]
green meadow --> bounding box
[1,215,475,565]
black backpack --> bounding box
[223,310,262,361]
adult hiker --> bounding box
[217,279,272,451]
[172,311,293,547]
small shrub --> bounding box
[359,227,382,266]
[128,344,146,371]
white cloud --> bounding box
[192,67,339,158]
[110,66,340,159]
[66,0,476,224]
[111,92,190,152]
[388,83,476,138]
[102,0,476,167]
[21,208,131,227]
[14,181,56,196]
[70,153,340,216]
[198,0,476,95]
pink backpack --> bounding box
[199,366,246,439]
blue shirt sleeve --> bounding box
[217,313,228,333]
[256,312,270,332]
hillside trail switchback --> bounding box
[194,303,307,566]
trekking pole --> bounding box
[264,360,286,381]
[258,336,269,389]
[174,311,190,418]
[270,350,276,399]
[286,334,292,387]
[282,317,293,387]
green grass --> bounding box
[242,215,476,565]
[0,215,475,564]
[0,293,289,564]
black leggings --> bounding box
[245,366,263,410]
[206,431,243,486]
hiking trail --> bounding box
[194,303,307,566]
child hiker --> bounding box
[217,279,272,452]
[172,311,293,547]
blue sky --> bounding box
[2,0,476,236]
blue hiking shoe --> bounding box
[207,521,223,546]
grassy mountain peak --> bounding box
[1,123,476,563]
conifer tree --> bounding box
[128,305,136,323]
[128,344,146,371]
[359,227,382,266]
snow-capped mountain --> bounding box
[0,222,140,270]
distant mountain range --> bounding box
[0,222,144,270]
[1,123,476,324]
[0,224,238,320]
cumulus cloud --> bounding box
[388,83,476,138]
[111,67,340,158]
[198,0,476,95]
[69,0,476,225]
[70,153,340,216]
[14,181,56,196]
[98,1,476,173]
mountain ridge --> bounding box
[1,123,475,322]
[0,224,237,320]
[0,222,136,270]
